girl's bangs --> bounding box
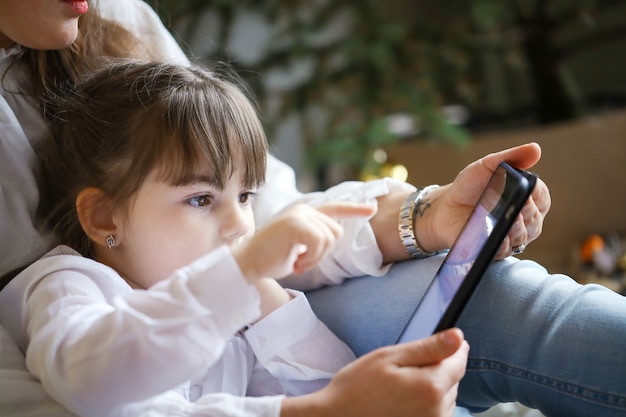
[128,71,268,190]
[148,114,265,190]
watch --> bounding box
[398,185,440,259]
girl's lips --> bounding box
[64,0,89,15]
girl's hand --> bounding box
[231,202,376,282]
[281,328,469,417]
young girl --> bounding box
[0,59,382,417]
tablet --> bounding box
[397,162,537,343]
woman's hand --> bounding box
[231,202,376,281]
[373,142,551,263]
[281,328,469,417]
[427,142,551,259]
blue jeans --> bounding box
[306,255,626,417]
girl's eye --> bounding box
[239,192,256,205]
[187,194,213,207]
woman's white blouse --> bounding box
[0,245,356,417]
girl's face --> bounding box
[0,0,88,50]
[103,166,257,289]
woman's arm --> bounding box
[263,144,551,289]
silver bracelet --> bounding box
[398,185,440,259]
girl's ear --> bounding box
[76,187,119,249]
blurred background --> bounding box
[146,0,626,288]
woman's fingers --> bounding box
[481,142,542,171]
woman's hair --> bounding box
[0,3,164,284]
[18,2,158,108]
[38,60,268,257]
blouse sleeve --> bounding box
[18,246,260,417]
[117,391,283,417]
[0,322,286,417]
[255,155,412,290]
[243,290,356,397]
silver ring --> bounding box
[512,244,526,255]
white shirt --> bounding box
[0,245,356,417]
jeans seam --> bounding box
[467,358,626,410]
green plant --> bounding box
[147,0,626,182]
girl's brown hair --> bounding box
[38,60,267,257]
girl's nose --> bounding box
[219,206,251,244]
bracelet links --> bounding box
[398,185,440,259]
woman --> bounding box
[1,1,624,416]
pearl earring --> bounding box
[105,235,116,249]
